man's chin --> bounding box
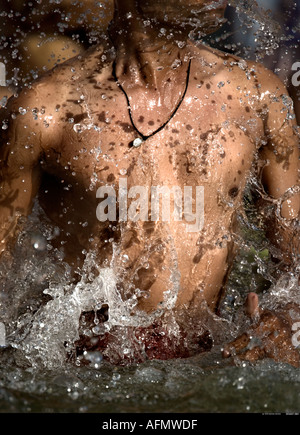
[139,6,227,38]
[175,15,228,39]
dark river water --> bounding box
[1,346,299,414]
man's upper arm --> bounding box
[259,71,300,221]
[0,89,45,252]
[256,69,299,264]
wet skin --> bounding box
[0,0,299,364]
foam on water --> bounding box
[0,201,237,368]
[1,194,298,371]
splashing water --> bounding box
[0,203,233,369]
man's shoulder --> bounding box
[193,42,285,87]
[12,37,114,100]
[191,43,250,86]
[1,39,115,133]
[43,38,114,82]
[192,42,289,111]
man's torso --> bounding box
[35,43,264,313]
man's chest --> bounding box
[44,79,260,194]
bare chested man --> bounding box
[0,0,299,366]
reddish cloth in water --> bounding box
[73,310,213,365]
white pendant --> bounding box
[132,137,143,147]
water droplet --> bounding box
[31,232,47,251]
[83,350,103,368]
[0,96,7,108]
[171,59,182,69]
[112,372,121,382]
[19,107,27,115]
[73,123,83,133]
[177,41,186,49]
[237,60,247,71]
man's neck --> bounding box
[108,12,192,91]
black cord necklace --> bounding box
[112,59,192,148]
